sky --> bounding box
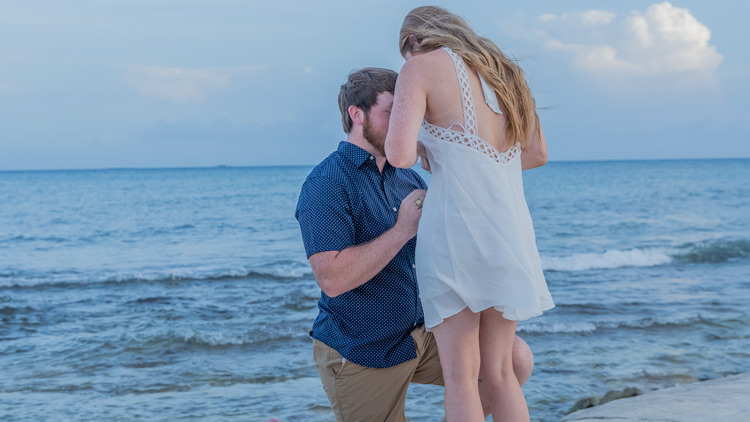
[1,0,748,170]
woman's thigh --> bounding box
[431,307,481,378]
[478,308,518,373]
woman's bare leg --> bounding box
[478,308,529,421]
[431,307,484,422]
[478,335,534,416]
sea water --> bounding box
[1,159,749,421]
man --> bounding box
[295,67,533,422]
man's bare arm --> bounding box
[309,189,426,297]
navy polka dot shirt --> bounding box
[295,141,428,368]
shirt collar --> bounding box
[338,141,377,169]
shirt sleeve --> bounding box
[295,176,356,258]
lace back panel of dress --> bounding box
[432,47,521,165]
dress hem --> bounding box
[424,301,555,332]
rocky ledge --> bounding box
[561,373,750,422]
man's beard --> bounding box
[362,115,386,156]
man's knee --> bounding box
[512,335,534,386]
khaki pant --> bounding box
[313,325,444,422]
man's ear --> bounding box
[348,105,364,127]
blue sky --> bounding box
[1,0,748,170]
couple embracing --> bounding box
[295,6,554,421]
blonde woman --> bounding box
[385,6,554,421]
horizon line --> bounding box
[1,156,748,173]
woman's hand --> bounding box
[417,141,431,173]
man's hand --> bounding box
[309,188,427,297]
[394,189,427,240]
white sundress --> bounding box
[415,47,554,329]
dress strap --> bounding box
[441,47,478,137]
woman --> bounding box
[384,6,554,421]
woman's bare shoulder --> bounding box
[400,48,454,84]
[404,48,450,68]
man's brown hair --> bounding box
[338,67,398,133]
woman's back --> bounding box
[413,48,513,155]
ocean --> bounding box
[1,158,749,421]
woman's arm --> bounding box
[521,114,548,170]
[385,58,428,169]
[417,141,431,172]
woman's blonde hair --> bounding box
[400,6,537,148]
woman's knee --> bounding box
[442,356,481,385]
[479,364,518,392]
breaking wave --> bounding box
[0,260,313,288]
[518,315,710,335]
[542,239,750,272]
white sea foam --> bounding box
[518,322,598,334]
[251,262,313,279]
[0,261,313,288]
[541,248,673,272]
[182,330,253,346]
[179,327,304,347]
[518,315,707,335]
[601,315,705,329]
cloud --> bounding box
[127,65,263,103]
[539,2,723,77]
[545,40,643,74]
